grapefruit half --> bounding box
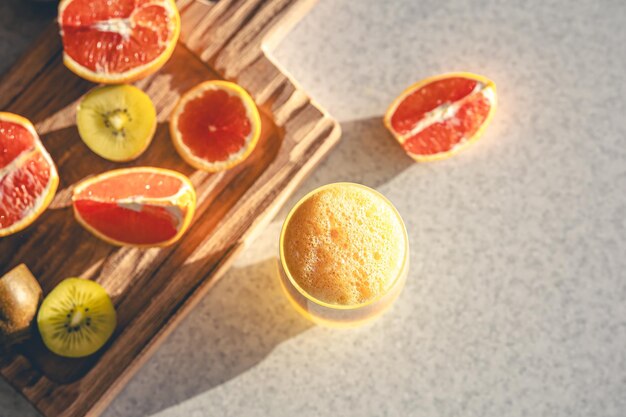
[0,112,59,237]
[58,0,180,84]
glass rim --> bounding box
[279,182,410,311]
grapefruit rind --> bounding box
[383,72,497,162]
[169,80,262,172]
[71,167,196,248]
[0,112,59,237]
[58,0,181,84]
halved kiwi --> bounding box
[76,84,157,162]
[37,278,117,358]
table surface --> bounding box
[1,1,625,416]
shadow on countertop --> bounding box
[275,115,414,221]
[0,380,40,417]
[102,257,313,417]
[315,115,414,188]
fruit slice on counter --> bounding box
[0,264,43,348]
[77,85,157,162]
[0,112,59,237]
[38,278,116,358]
[58,0,180,83]
[384,72,497,162]
[170,80,262,172]
[72,167,196,247]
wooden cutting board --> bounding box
[0,1,340,416]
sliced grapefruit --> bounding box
[58,0,181,84]
[384,72,497,162]
[72,167,196,247]
[0,112,59,237]
[170,80,262,172]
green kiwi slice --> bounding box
[37,278,117,358]
[76,84,157,162]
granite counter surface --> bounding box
[1,0,625,416]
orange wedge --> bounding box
[72,167,196,247]
[170,80,262,172]
[0,112,59,237]
[58,0,180,84]
[384,72,497,162]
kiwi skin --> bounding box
[0,264,43,348]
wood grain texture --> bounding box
[0,1,341,416]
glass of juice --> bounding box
[278,182,409,327]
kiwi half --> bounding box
[76,84,157,162]
[37,278,117,358]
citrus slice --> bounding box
[58,0,181,84]
[170,80,262,172]
[77,85,157,162]
[0,112,59,237]
[72,167,196,247]
[384,72,497,162]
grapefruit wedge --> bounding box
[58,0,180,84]
[170,80,262,172]
[0,112,59,237]
[384,72,497,162]
[72,167,196,247]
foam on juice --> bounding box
[283,183,406,306]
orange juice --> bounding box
[279,183,409,327]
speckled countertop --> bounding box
[1,1,625,416]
